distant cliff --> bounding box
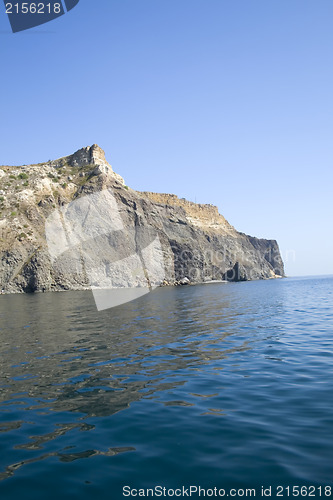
[0,145,284,294]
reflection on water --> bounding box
[0,278,333,496]
[0,286,252,419]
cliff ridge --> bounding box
[0,145,284,294]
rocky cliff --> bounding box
[0,145,284,295]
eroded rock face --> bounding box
[0,145,284,294]
[49,144,106,168]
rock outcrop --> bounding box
[0,145,284,294]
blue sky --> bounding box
[1,0,332,276]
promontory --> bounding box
[0,145,284,294]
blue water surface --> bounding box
[0,276,332,499]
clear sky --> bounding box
[1,0,332,277]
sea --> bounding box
[0,276,332,499]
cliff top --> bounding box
[140,191,235,231]
[0,144,106,169]
[0,145,236,247]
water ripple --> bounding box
[0,277,333,497]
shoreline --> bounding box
[0,276,286,296]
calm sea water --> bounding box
[0,276,332,499]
